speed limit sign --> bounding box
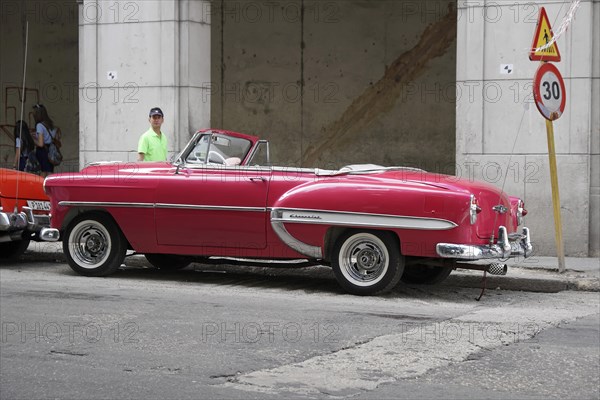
[533,63,566,121]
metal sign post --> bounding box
[543,119,565,273]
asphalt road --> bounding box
[1,247,599,399]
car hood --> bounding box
[0,168,48,202]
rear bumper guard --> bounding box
[436,226,532,260]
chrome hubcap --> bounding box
[85,233,104,253]
[355,248,380,271]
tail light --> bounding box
[470,194,481,225]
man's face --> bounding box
[150,114,163,129]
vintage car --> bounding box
[0,168,59,259]
[43,129,532,295]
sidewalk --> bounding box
[448,256,600,293]
[505,256,600,273]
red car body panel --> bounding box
[1,168,55,256]
[0,169,48,214]
[44,130,530,264]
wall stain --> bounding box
[301,3,457,167]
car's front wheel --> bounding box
[331,230,404,295]
[63,213,126,277]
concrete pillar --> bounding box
[78,0,211,165]
[456,1,599,256]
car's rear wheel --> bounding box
[145,254,192,270]
[331,230,404,296]
[63,213,126,277]
[401,264,453,285]
[0,237,31,260]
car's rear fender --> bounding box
[270,179,469,259]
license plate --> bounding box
[27,200,51,211]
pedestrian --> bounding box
[32,104,62,177]
[138,107,168,162]
[13,120,35,171]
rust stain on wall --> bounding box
[301,3,457,166]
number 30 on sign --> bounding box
[533,63,566,121]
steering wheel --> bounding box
[208,150,227,164]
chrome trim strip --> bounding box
[182,164,273,173]
[270,208,457,231]
[58,201,266,213]
[155,203,266,212]
[271,166,327,175]
[59,201,154,208]
[175,164,425,176]
[270,209,322,258]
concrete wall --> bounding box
[0,0,79,171]
[78,0,211,165]
[456,0,599,256]
[3,0,596,257]
[211,0,458,171]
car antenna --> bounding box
[13,21,29,213]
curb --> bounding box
[446,268,600,293]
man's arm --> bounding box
[138,133,147,162]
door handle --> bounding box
[248,177,266,182]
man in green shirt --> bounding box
[138,107,168,161]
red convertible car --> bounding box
[43,130,532,295]
[1,168,59,259]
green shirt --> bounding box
[138,128,168,161]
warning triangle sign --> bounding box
[529,7,561,62]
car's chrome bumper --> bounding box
[436,227,532,260]
[0,206,59,242]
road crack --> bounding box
[49,349,88,357]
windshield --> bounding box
[184,132,252,166]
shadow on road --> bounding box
[2,246,498,302]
